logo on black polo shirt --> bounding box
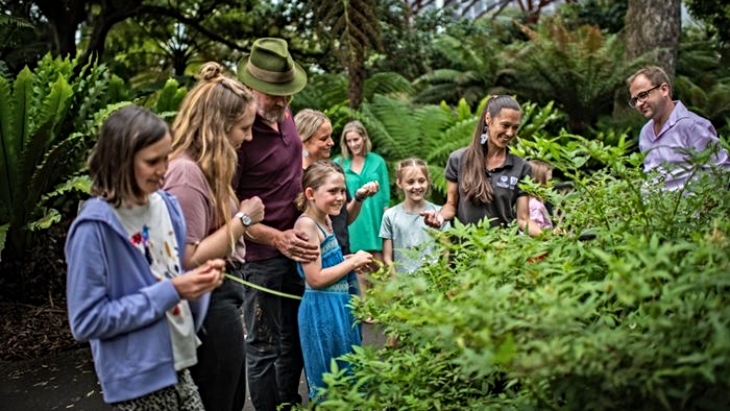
[496,175,519,190]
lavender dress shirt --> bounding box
[639,101,730,191]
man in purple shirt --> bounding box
[627,65,730,191]
[234,38,318,411]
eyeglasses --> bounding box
[628,85,661,108]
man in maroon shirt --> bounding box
[234,38,318,411]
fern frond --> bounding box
[363,72,413,100]
[0,15,32,29]
[12,67,32,150]
[155,78,182,113]
[293,73,348,112]
[26,208,61,231]
[73,62,111,131]
[31,132,85,195]
[358,97,419,161]
[425,119,478,167]
[0,61,10,80]
[0,75,16,218]
[40,175,92,202]
[0,223,7,262]
[14,75,73,228]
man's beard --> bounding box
[260,107,286,123]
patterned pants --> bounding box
[113,369,204,411]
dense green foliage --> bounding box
[685,0,730,47]
[309,136,730,410]
[506,16,643,134]
[0,55,128,263]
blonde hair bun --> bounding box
[199,62,224,81]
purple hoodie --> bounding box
[65,190,209,403]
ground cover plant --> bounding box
[312,136,730,410]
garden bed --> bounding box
[0,302,82,362]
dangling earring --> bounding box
[480,125,488,145]
[302,149,309,158]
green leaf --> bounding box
[27,208,61,231]
[0,223,8,261]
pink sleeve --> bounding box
[163,159,214,245]
[529,197,553,230]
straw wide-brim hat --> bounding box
[237,38,307,96]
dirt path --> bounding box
[0,323,387,410]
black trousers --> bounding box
[242,256,305,411]
[189,263,246,411]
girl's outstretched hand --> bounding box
[355,181,379,201]
[172,258,226,300]
[420,210,445,229]
[349,250,373,272]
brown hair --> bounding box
[462,95,521,204]
[626,65,672,95]
[88,105,169,206]
[295,160,344,211]
[295,109,330,143]
[170,62,255,228]
[339,120,372,159]
[529,159,552,185]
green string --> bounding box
[224,273,302,300]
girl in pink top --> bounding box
[528,160,554,230]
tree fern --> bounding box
[292,71,413,114]
[414,32,510,107]
[507,16,643,134]
[314,0,381,108]
[363,72,414,99]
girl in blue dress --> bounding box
[293,160,374,401]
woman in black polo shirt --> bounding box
[423,95,541,236]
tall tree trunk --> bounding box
[625,0,681,79]
[347,51,364,109]
[34,0,87,58]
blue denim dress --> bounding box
[296,217,362,400]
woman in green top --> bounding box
[334,121,390,294]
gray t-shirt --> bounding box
[445,147,532,227]
[379,201,449,274]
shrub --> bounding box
[314,136,730,410]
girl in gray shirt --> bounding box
[380,158,449,274]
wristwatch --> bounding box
[235,211,252,228]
